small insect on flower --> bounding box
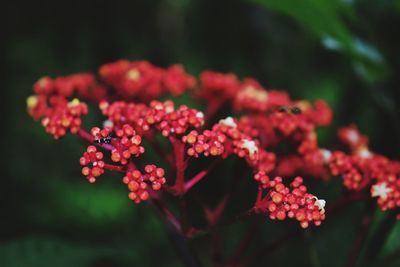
[94,134,114,144]
[278,106,302,114]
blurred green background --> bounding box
[2,0,400,266]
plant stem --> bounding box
[103,163,126,172]
[150,199,203,267]
[151,198,181,232]
[170,136,186,193]
[184,159,221,193]
[344,202,375,267]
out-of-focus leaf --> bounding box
[253,0,353,48]
[381,221,400,256]
[253,0,388,81]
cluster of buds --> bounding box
[234,79,270,112]
[197,71,240,100]
[325,126,400,217]
[254,174,326,228]
[122,165,166,204]
[183,116,269,168]
[26,73,106,139]
[28,59,400,229]
[28,96,88,139]
[99,60,194,101]
[32,73,104,99]
[100,100,204,137]
[104,125,144,165]
[371,177,400,218]
[183,130,226,157]
[151,103,204,137]
[338,124,369,150]
[79,146,105,183]
[236,99,332,180]
[43,98,88,139]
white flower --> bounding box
[165,106,174,114]
[219,117,237,128]
[320,149,332,163]
[102,119,114,128]
[241,139,258,156]
[371,182,392,200]
[347,129,359,144]
[196,111,204,118]
[357,147,372,159]
[313,197,326,214]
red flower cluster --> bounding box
[100,99,204,137]
[182,116,271,168]
[80,145,105,183]
[123,165,166,204]
[327,126,400,217]
[27,59,400,229]
[99,60,195,101]
[27,73,108,139]
[254,174,326,228]
[198,71,240,101]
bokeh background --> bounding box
[2,0,400,266]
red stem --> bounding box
[185,170,207,192]
[184,159,221,193]
[204,195,229,226]
[103,163,126,172]
[255,186,263,205]
[151,198,181,232]
[170,137,186,194]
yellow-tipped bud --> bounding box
[126,68,140,81]
[26,95,38,109]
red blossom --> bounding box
[109,124,145,165]
[40,98,88,139]
[338,125,368,151]
[198,71,240,100]
[234,78,269,112]
[99,60,164,100]
[80,145,105,183]
[254,175,326,228]
[122,164,167,203]
[29,59,400,237]
[163,64,196,96]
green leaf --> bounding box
[252,0,388,81]
[381,221,400,256]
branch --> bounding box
[184,159,221,193]
[170,136,186,193]
[150,199,203,267]
[103,163,126,172]
[344,202,375,267]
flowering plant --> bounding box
[27,60,400,266]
